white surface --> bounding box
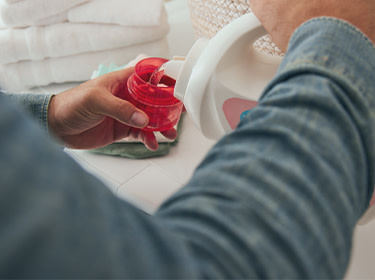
[32,0,375,278]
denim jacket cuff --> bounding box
[2,92,54,133]
[272,17,375,108]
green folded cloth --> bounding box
[91,113,184,159]
[92,142,172,159]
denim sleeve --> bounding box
[0,18,374,279]
[157,18,375,278]
[0,91,53,132]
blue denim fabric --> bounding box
[2,92,52,132]
[0,18,374,279]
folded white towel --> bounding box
[0,13,68,29]
[68,0,165,26]
[31,11,68,27]
[0,14,169,63]
[0,38,169,91]
[0,0,89,28]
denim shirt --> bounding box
[0,18,374,279]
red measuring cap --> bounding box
[125,57,183,131]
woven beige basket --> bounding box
[188,0,283,56]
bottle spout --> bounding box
[148,56,185,89]
[163,56,185,81]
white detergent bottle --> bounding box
[163,12,283,140]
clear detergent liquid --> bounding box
[149,63,168,86]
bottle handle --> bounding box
[181,13,269,136]
[198,12,267,68]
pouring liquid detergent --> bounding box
[125,13,281,135]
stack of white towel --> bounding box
[0,0,170,91]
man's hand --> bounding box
[248,0,375,52]
[48,67,177,151]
